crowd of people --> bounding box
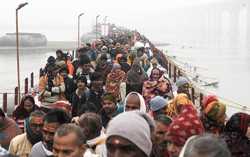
[0,29,249,157]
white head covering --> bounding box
[124,92,146,113]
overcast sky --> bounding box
[0,0,224,41]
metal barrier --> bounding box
[1,49,77,114]
[1,71,35,113]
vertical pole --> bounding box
[24,77,28,94]
[3,93,7,113]
[178,69,181,77]
[200,93,204,108]
[168,63,172,78]
[96,15,100,40]
[174,66,177,82]
[30,72,34,88]
[72,50,75,60]
[14,87,18,106]
[39,68,43,77]
[16,10,21,105]
[78,16,80,48]
[191,87,195,103]
[96,17,98,40]
[165,58,169,73]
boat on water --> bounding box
[0,33,47,47]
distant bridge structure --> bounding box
[170,0,250,49]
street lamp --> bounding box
[96,15,100,40]
[16,2,28,104]
[103,16,108,36]
[78,12,84,48]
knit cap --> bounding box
[106,111,153,157]
[149,96,167,112]
[176,77,189,88]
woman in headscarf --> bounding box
[12,95,39,131]
[221,112,250,157]
[124,92,146,113]
[105,63,126,101]
[147,57,167,77]
[200,95,227,135]
[143,68,173,108]
[126,59,148,94]
[165,100,204,157]
[165,93,193,119]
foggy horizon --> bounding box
[0,0,227,42]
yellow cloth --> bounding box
[8,133,32,157]
[166,93,193,118]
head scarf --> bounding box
[13,95,37,120]
[149,67,163,81]
[202,95,226,122]
[221,112,250,156]
[124,92,146,113]
[166,94,193,118]
[106,64,126,98]
[143,74,172,107]
[200,95,226,134]
[25,118,43,145]
[166,104,204,146]
[224,112,250,136]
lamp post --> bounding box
[96,15,100,40]
[16,2,28,104]
[103,16,108,36]
[78,12,84,48]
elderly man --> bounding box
[106,111,154,157]
[29,109,70,157]
[53,124,88,157]
[179,134,231,157]
[78,113,106,156]
[9,110,45,157]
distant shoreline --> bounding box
[0,41,170,52]
[0,41,77,52]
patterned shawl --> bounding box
[166,104,204,146]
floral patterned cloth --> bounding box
[166,104,204,146]
[105,69,126,99]
[142,75,171,108]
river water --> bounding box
[0,45,249,115]
[0,49,55,111]
[161,45,250,115]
